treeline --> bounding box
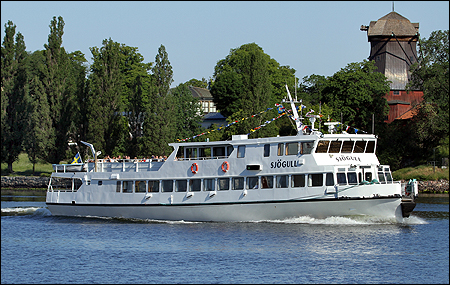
[1,16,206,173]
[1,16,448,173]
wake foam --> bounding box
[1,207,52,216]
[259,215,428,225]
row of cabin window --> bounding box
[116,175,328,193]
[315,140,376,153]
[263,142,315,157]
[182,146,234,159]
[114,171,381,194]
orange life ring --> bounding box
[221,161,230,172]
[191,163,199,174]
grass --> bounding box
[392,165,449,181]
[1,153,53,177]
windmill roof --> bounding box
[367,11,418,37]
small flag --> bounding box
[71,152,82,164]
[346,126,350,132]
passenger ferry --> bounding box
[46,86,417,222]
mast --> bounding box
[285,85,303,135]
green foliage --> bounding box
[185,78,208,89]
[321,60,390,133]
[1,14,446,177]
[210,43,281,137]
[140,44,176,157]
[379,29,450,169]
[87,38,125,157]
[408,30,449,141]
[1,20,32,173]
[25,76,53,175]
[41,16,84,164]
[171,83,203,141]
[152,44,173,97]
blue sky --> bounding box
[2,1,449,88]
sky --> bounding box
[1,1,449,88]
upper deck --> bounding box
[52,132,379,178]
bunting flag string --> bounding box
[334,123,368,134]
[176,103,370,142]
[176,107,275,142]
[246,112,288,136]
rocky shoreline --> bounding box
[1,176,449,193]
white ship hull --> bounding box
[47,196,403,222]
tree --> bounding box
[118,45,153,157]
[42,16,82,163]
[66,50,89,148]
[210,43,279,138]
[153,44,173,98]
[171,83,203,141]
[408,30,449,146]
[186,78,208,89]
[321,60,390,133]
[87,38,126,158]
[25,76,53,175]
[140,44,176,157]
[1,20,31,173]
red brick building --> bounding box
[361,11,423,123]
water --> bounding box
[1,194,448,284]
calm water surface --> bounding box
[1,194,448,284]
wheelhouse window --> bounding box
[161,180,173,192]
[341,141,354,153]
[329,141,342,153]
[365,141,375,153]
[148,180,159,192]
[276,175,289,188]
[189,179,201,192]
[246,177,259,189]
[232,177,244,190]
[135,180,146,193]
[116,181,121,192]
[261,176,273,189]
[354,141,366,153]
[315,140,329,153]
[237,146,246,158]
[264,144,270,157]
[365,172,372,182]
[218,178,229,191]
[292,174,305,187]
[204,178,215,191]
[175,180,187,192]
